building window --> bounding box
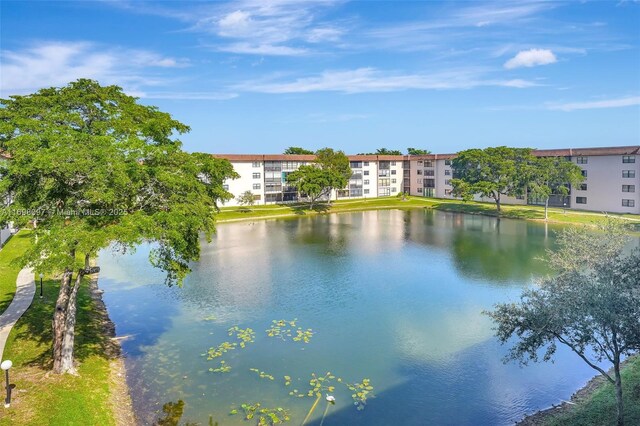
[424,160,433,167]
[445,179,451,185]
[364,179,369,185]
[417,160,423,165]
[391,178,397,184]
[364,170,369,176]
[391,170,396,175]
[516,194,525,200]
[253,183,261,190]
[390,161,396,166]
[364,189,370,195]
[576,197,587,204]
[623,170,636,178]
[252,173,261,179]
[223,184,229,191]
[364,161,369,166]
[416,187,423,193]
[417,178,422,184]
[576,156,588,164]
[622,185,635,193]
[445,189,452,196]
[253,195,261,201]
[392,187,397,193]
[417,170,423,175]
[622,199,635,207]
[581,170,588,177]
[622,155,635,163]
[252,161,261,168]
[444,170,451,176]
[444,160,451,165]
[424,170,435,176]
[579,183,587,191]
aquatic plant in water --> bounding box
[229,403,291,425]
[209,360,231,373]
[228,326,256,348]
[206,341,237,360]
[345,378,374,410]
[266,319,313,343]
[249,368,275,380]
[289,372,337,398]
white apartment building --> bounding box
[214,145,640,214]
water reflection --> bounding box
[96,210,632,425]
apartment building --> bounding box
[214,145,640,214]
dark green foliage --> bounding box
[407,148,431,155]
[451,146,533,212]
[0,79,238,284]
[283,147,314,155]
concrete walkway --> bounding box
[0,267,35,362]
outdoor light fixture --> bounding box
[1,360,12,408]
[39,273,44,298]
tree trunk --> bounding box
[495,194,501,213]
[59,270,84,374]
[52,269,73,373]
[614,357,624,426]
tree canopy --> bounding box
[358,148,403,155]
[0,79,237,373]
[284,146,314,155]
[486,220,640,426]
[407,148,431,155]
[286,148,351,207]
[450,146,533,211]
[528,156,584,220]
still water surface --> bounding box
[99,210,617,425]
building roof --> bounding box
[213,146,640,162]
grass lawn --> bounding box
[217,196,640,230]
[544,356,640,425]
[0,234,116,426]
[0,231,32,315]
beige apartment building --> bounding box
[214,146,640,214]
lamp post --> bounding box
[1,360,12,408]
[563,201,567,215]
[39,273,43,298]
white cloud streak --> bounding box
[547,96,640,111]
[0,41,196,98]
[191,0,344,56]
[236,67,538,94]
[504,48,557,69]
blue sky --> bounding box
[1,1,639,154]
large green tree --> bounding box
[314,148,351,203]
[286,165,332,209]
[0,79,237,374]
[529,156,584,221]
[486,220,640,426]
[450,146,533,212]
[284,146,314,155]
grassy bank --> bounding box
[533,356,640,425]
[0,234,118,426]
[0,232,32,314]
[217,196,640,229]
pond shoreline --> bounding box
[516,355,638,425]
[88,269,137,426]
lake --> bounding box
[98,209,618,425]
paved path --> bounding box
[0,267,35,362]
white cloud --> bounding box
[504,48,557,69]
[0,41,187,97]
[236,67,537,94]
[547,96,640,111]
[192,0,344,55]
[218,42,307,56]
